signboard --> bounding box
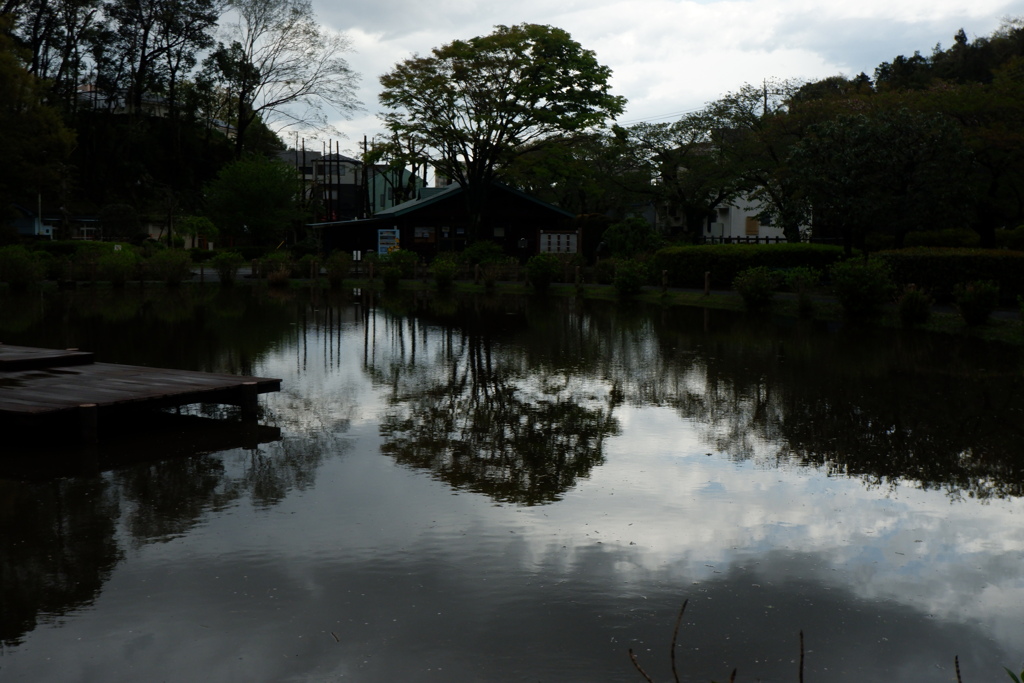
[538,230,579,254]
[377,229,399,254]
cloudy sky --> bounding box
[306,0,1018,155]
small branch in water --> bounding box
[955,655,962,683]
[670,600,688,683]
[331,632,340,642]
[799,629,805,683]
[628,648,656,683]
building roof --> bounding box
[308,181,573,228]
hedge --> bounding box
[652,243,846,289]
[876,247,1024,304]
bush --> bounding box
[954,280,1000,326]
[384,248,419,278]
[431,255,458,291]
[602,217,663,259]
[903,228,980,248]
[829,258,895,320]
[458,241,506,266]
[995,226,1024,251]
[324,251,352,289]
[613,259,648,298]
[295,253,319,279]
[653,244,844,289]
[897,285,933,327]
[732,266,778,312]
[784,266,820,317]
[210,251,245,286]
[98,248,141,287]
[877,248,1024,304]
[0,245,46,291]
[260,251,292,285]
[525,253,562,292]
[147,249,193,286]
[593,258,618,285]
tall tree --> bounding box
[789,107,974,253]
[0,22,75,225]
[623,110,742,240]
[711,80,811,242]
[209,0,359,157]
[203,154,303,245]
[378,23,626,240]
[103,0,218,114]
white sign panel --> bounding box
[377,229,399,254]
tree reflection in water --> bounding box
[369,298,622,505]
[371,294,1024,504]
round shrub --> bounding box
[732,266,778,312]
[613,259,648,298]
[98,248,141,287]
[784,266,821,317]
[897,285,932,327]
[525,253,562,292]
[0,245,46,291]
[211,251,245,286]
[324,251,353,289]
[431,255,458,291]
[385,249,418,278]
[147,249,193,287]
[954,280,999,326]
[829,259,895,320]
[602,217,663,259]
[260,252,292,286]
[459,241,505,266]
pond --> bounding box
[1,286,1022,682]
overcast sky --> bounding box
[304,0,1018,156]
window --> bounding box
[745,217,760,236]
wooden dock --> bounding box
[0,344,281,444]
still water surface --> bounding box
[1,287,1023,682]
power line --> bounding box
[617,106,703,125]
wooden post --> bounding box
[239,382,259,420]
[79,403,98,444]
[662,269,668,294]
[252,259,259,279]
[474,264,481,285]
[200,263,205,283]
[704,271,711,297]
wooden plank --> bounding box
[0,344,94,371]
[0,346,280,419]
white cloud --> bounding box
[306,0,1017,154]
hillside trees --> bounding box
[378,23,625,240]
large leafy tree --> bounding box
[378,23,626,240]
[789,107,974,253]
[203,154,304,245]
[623,110,742,240]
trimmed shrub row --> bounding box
[877,248,1024,304]
[653,244,846,289]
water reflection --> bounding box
[1,287,1022,681]
[365,294,1024,504]
[0,477,121,646]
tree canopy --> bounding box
[378,23,626,239]
[203,155,304,246]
